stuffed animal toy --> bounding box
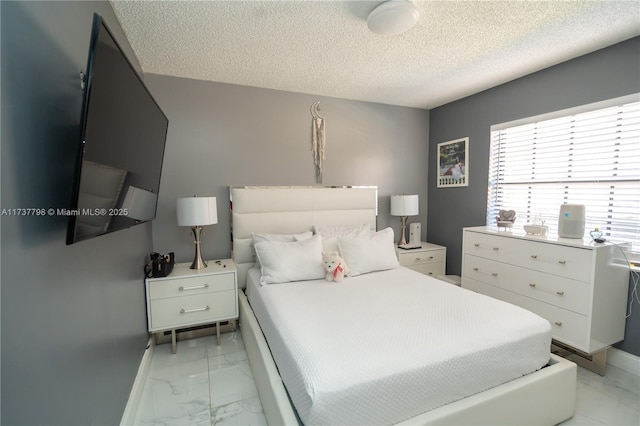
[323,251,349,283]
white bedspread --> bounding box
[247,267,551,425]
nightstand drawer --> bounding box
[149,290,237,331]
[405,263,445,277]
[149,273,235,300]
[398,250,445,266]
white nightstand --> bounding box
[145,259,238,353]
[396,242,446,277]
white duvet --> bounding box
[247,267,551,425]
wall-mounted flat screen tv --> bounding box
[67,14,168,244]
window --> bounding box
[487,95,640,248]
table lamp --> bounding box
[390,194,419,246]
[177,196,217,269]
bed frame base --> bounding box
[239,290,577,426]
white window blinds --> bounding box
[487,98,640,247]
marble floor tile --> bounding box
[134,356,211,425]
[560,364,640,426]
[135,332,639,426]
[211,396,268,426]
[209,351,258,408]
[205,330,246,358]
[134,331,264,426]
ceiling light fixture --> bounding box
[367,0,420,35]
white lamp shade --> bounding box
[122,186,157,221]
[177,197,218,227]
[367,0,420,35]
[390,194,419,216]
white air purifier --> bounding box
[558,204,585,239]
[409,223,421,247]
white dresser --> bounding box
[145,259,238,353]
[462,227,629,354]
[396,242,446,277]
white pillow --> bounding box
[338,227,399,276]
[254,235,325,284]
[251,231,313,266]
[313,224,372,253]
[252,230,313,245]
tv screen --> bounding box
[67,14,168,244]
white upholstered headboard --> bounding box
[230,186,378,288]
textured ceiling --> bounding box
[110,1,640,109]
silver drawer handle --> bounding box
[529,283,565,297]
[472,267,498,277]
[531,255,538,259]
[558,260,567,265]
[180,305,210,314]
[554,321,563,327]
[179,283,209,291]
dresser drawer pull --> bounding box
[530,255,538,259]
[492,247,500,251]
[180,305,210,314]
[472,267,498,277]
[554,321,563,327]
[529,283,565,296]
[558,260,567,265]
[474,243,480,247]
[179,283,209,291]
[428,272,433,275]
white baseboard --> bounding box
[607,347,640,376]
[121,337,154,425]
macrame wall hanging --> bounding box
[310,101,325,183]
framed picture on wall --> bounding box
[437,137,469,188]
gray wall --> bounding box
[1,2,151,424]
[428,37,640,356]
[145,75,430,264]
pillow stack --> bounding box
[252,225,399,284]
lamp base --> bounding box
[397,216,408,246]
[189,226,208,269]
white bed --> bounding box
[231,186,577,425]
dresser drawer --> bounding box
[405,262,445,277]
[463,255,590,315]
[148,273,235,300]
[522,243,592,282]
[149,290,237,331]
[463,277,589,351]
[464,232,592,281]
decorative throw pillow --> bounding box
[313,224,372,253]
[251,230,313,266]
[338,227,399,276]
[254,235,325,284]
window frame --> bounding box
[487,94,640,248]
